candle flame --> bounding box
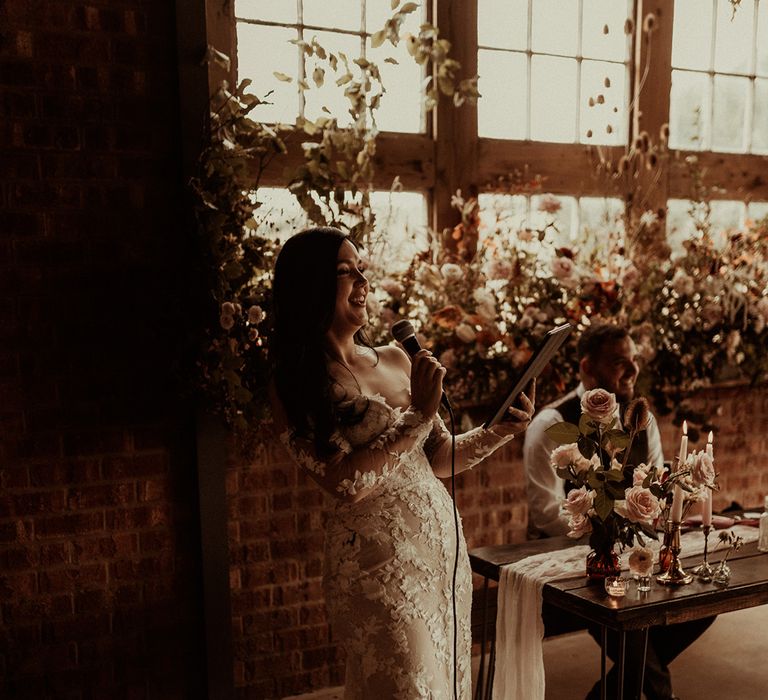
[682,420,688,435]
[708,430,713,443]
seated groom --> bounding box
[523,322,713,700]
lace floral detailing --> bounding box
[425,414,515,472]
[279,429,326,476]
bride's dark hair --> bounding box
[271,227,372,454]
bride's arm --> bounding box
[270,385,431,503]
[425,383,535,478]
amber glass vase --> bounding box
[586,546,621,582]
[658,521,673,573]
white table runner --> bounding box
[492,526,760,700]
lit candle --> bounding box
[702,431,714,526]
[678,420,689,472]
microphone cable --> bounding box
[444,397,459,700]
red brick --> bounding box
[12,490,67,516]
[72,533,138,563]
[38,564,106,593]
[67,482,135,509]
[102,453,166,479]
[36,512,104,538]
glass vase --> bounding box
[586,546,621,583]
[658,521,673,573]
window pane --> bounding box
[712,74,748,152]
[582,0,632,61]
[303,30,362,126]
[478,194,529,239]
[713,0,754,74]
[710,199,746,233]
[666,199,701,257]
[478,0,528,50]
[531,0,578,55]
[369,191,428,272]
[669,70,709,149]
[580,60,627,145]
[529,194,577,241]
[579,197,624,237]
[753,78,768,153]
[478,50,527,139]
[531,56,577,142]
[758,0,768,76]
[254,187,309,242]
[237,24,299,125]
[303,0,361,32]
[367,42,423,133]
[748,201,768,220]
[672,0,713,70]
[235,0,297,23]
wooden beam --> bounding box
[668,151,768,201]
[433,0,479,233]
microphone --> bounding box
[391,319,451,410]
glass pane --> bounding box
[478,0,528,50]
[235,0,297,23]
[529,194,577,242]
[478,194,530,240]
[580,60,627,145]
[254,187,309,241]
[368,35,423,133]
[579,197,624,237]
[666,198,701,257]
[531,0,578,56]
[365,0,426,33]
[748,201,768,221]
[478,50,527,139]
[753,78,768,153]
[582,0,632,61]
[669,70,709,149]
[710,199,746,235]
[758,0,768,76]
[303,0,361,32]
[237,23,299,125]
[369,191,428,272]
[714,0,754,74]
[672,0,713,70]
[531,55,577,142]
[712,74,748,152]
[303,30,362,126]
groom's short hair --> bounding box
[577,323,629,361]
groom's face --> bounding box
[583,337,639,403]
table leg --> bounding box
[600,625,607,700]
[616,630,626,700]
[475,577,489,700]
[485,634,496,700]
[637,627,649,700]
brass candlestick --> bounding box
[692,524,714,582]
[656,521,693,585]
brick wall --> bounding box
[0,1,204,697]
[234,384,768,697]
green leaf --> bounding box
[606,432,630,449]
[594,490,614,521]
[544,422,580,444]
[579,414,596,435]
[273,71,292,82]
[577,436,596,459]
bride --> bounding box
[269,227,534,698]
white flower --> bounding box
[632,463,651,486]
[483,258,513,281]
[455,323,476,343]
[639,210,659,228]
[689,450,715,487]
[563,486,594,516]
[567,513,592,539]
[628,546,654,575]
[247,305,264,324]
[440,263,464,283]
[671,268,695,296]
[551,443,581,469]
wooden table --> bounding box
[469,537,768,700]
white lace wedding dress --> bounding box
[280,394,513,699]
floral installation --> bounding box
[543,388,669,554]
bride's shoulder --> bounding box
[374,344,410,370]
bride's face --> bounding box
[331,240,369,332]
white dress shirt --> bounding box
[523,383,665,538]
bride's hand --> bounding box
[409,349,445,418]
[488,379,536,438]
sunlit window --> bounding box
[477,0,632,144]
[666,198,768,255]
[235,0,425,132]
[254,188,428,265]
[670,0,768,154]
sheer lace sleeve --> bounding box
[271,389,432,503]
[424,413,515,477]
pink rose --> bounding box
[580,388,618,424]
[567,513,592,539]
[616,486,661,523]
[247,305,264,324]
[690,451,715,487]
[563,486,594,516]
[219,314,235,330]
[628,546,654,575]
[538,194,562,214]
[550,443,580,469]
[632,463,650,486]
[551,256,575,281]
